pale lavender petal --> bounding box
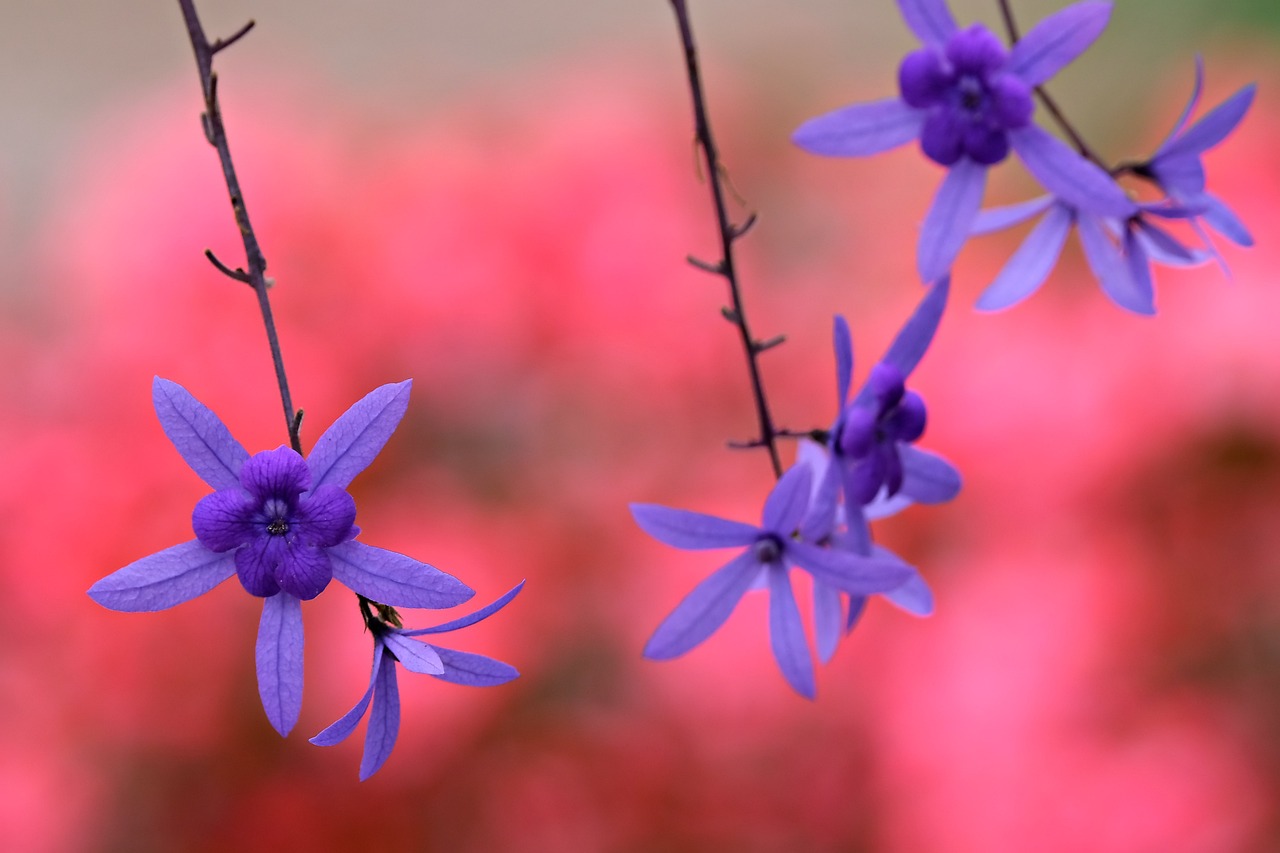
[191,489,258,552]
[152,377,248,491]
[630,504,759,550]
[1153,57,1204,153]
[1135,219,1201,266]
[897,0,958,44]
[881,276,951,379]
[1160,84,1256,161]
[813,581,844,664]
[1010,125,1135,218]
[865,491,913,521]
[883,569,935,616]
[381,632,445,675]
[768,567,815,699]
[836,508,874,556]
[644,550,763,659]
[1201,194,1253,246]
[276,545,333,602]
[308,381,412,491]
[899,446,963,504]
[1006,1,1112,87]
[799,458,841,544]
[328,541,474,609]
[833,315,853,406]
[845,595,868,632]
[971,196,1055,235]
[1078,213,1153,315]
[88,540,236,612]
[430,646,520,687]
[789,542,913,594]
[401,581,525,636]
[976,202,1072,310]
[256,592,303,737]
[792,97,924,157]
[310,643,383,746]
[919,161,985,282]
[762,464,812,534]
[360,651,401,781]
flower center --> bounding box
[753,534,783,564]
[263,497,291,536]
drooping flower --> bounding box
[311,582,523,780]
[633,464,913,698]
[793,0,1135,282]
[88,378,475,736]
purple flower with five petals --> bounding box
[311,582,523,780]
[792,0,1135,282]
[633,464,913,698]
[89,378,475,736]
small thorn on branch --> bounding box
[204,249,252,284]
[211,19,256,54]
[290,409,304,434]
[730,213,758,240]
[686,255,724,275]
[727,438,766,450]
[752,334,786,354]
[720,306,740,323]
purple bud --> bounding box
[867,362,906,407]
[837,405,877,459]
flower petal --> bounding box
[833,315,854,406]
[918,159,986,283]
[1077,215,1154,315]
[256,592,304,737]
[1201,194,1253,247]
[882,568,934,616]
[768,567,815,699]
[1159,83,1256,161]
[240,446,310,504]
[799,456,842,544]
[792,97,924,157]
[971,195,1055,235]
[1009,125,1135,218]
[813,581,844,664]
[88,540,236,612]
[1006,1,1112,87]
[401,581,525,636]
[630,504,759,550]
[788,542,913,595]
[430,646,520,687]
[152,377,248,491]
[644,550,763,660]
[235,536,285,598]
[899,445,963,504]
[310,642,383,747]
[328,541,475,609]
[381,632,445,675]
[360,651,401,781]
[191,489,258,552]
[762,463,812,534]
[1153,57,1204,153]
[976,202,1072,310]
[880,276,950,380]
[276,545,333,601]
[896,0,958,45]
[845,595,869,632]
[294,485,357,548]
[307,380,412,491]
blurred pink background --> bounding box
[2,2,1279,850]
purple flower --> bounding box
[824,278,961,507]
[633,464,913,698]
[793,0,1135,282]
[311,582,522,780]
[89,378,474,736]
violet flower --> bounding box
[633,464,912,698]
[792,0,1135,282]
[89,378,474,736]
[311,582,522,780]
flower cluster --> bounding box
[89,378,519,777]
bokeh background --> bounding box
[3,1,1280,850]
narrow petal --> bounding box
[256,592,304,737]
[191,489,259,552]
[971,196,1055,235]
[896,0,958,44]
[381,632,445,675]
[813,581,844,664]
[881,276,950,379]
[430,646,520,687]
[307,381,412,491]
[788,542,913,595]
[328,541,475,609]
[360,652,401,780]
[1201,194,1253,247]
[768,567,815,699]
[1006,1,1112,87]
[762,464,812,535]
[1122,230,1157,313]
[88,540,236,612]
[1153,57,1204,153]
[276,545,333,602]
[1135,219,1200,266]
[644,550,763,660]
[792,97,924,157]
[1078,213,1154,315]
[152,377,248,491]
[630,504,759,550]
[882,569,935,616]
[310,643,383,746]
[401,581,525,636]
[899,446,963,504]
[919,161,985,282]
[1160,84,1256,161]
[845,595,869,632]
[976,202,1072,310]
[833,315,853,406]
[799,458,841,544]
[1010,125,1135,218]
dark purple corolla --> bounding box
[793,0,1135,282]
[89,378,475,737]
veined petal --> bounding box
[1077,213,1153,315]
[918,160,986,283]
[897,0,958,45]
[307,381,412,491]
[881,275,950,379]
[88,540,236,612]
[310,643,383,746]
[813,581,844,664]
[294,485,357,548]
[256,592,304,737]
[430,646,520,687]
[833,315,854,406]
[976,202,1072,310]
[630,504,759,550]
[381,632,445,675]
[1160,83,1256,161]
[192,489,258,552]
[644,550,763,660]
[240,447,310,504]
[360,651,401,781]
[899,446,963,504]
[971,195,1055,235]
[276,545,333,601]
[762,464,812,534]
[235,536,285,598]
[883,568,935,616]
[329,541,475,609]
[1006,1,1112,87]
[768,567,815,699]
[792,97,924,157]
[789,542,913,595]
[1010,125,1135,218]
[401,581,525,636]
[152,377,248,491]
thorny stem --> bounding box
[668,0,783,479]
[176,0,303,454]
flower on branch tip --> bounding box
[792,0,1135,282]
[633,465,913,699]
[311,582,524,780]
[88,378,475,737]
